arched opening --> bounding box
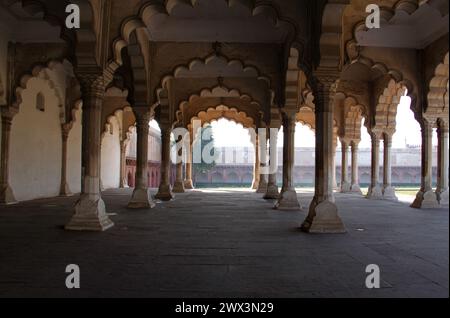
[192,118,255,188]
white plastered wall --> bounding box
[101,115,121,189]
[9,77,62,201]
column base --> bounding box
[437,189,449,206]
[366,185,383,200]
[301,199,346,234]
[340,182,351,193]
[59,182,73,197]
[184,179,194,190]
[411,190,440,209]
[173,181,185,193]
[383,186,398,201]
[256,180,268,193]
[263,184,279,199]
[274,189,301,210]
[65,195,114,231]
[0,184,17,205]
[128,188,156,209]
[350,184,362,194]
[155,184,174,201]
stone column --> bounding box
[65,75,114,231]
[436,120,449,205]
[119,139,128,188]
[0,107,17,204]
[332,139,338,190]
[350,140,362,194]
[366,131,383,199]
[256,132,268,193]
[301,77,346,233]
[411,119,440,208]
[59,124,72,196]
[251,134,260,190]
[275,110,301,210]
[340,139,351,192]
[155,125,174,201]
[128,110,155,209]
[173,135,185,193]
[382,133,397,200]
[184,142,194,189]
[264,128,280,199]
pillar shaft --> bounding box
[59,125,72,196]
[340,139,350,192]
[256,132,268,193]
[436,120,449,205]
[301,78,346,233]
[367,132,383,199]
[411,120,439,208]
[382,133,397,200]
[119,140,128,188]
[332,140,337,190]
[264,128,279,199]
[251,135,260,190]
[184,142,194,189]
[350,140,362,194]
[128,111,155,208]
[383,134,392,187]
[155,126,174,201]
[65,76,114,231]
[275,112,300,210]
[173,136,185,193]
[0,108,17,204]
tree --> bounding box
[193,124,219,183]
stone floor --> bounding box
[0,188,448,298]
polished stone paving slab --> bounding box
[0,188,448,298]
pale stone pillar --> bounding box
[65,76,114,231]
[350,140,362,194]
[275,111,301,210]
[382,133,397,200]
[184,142,194,189]
[411,120,440,208]
[173,135,185,193]
[366,131,383,199]
[340,139,351,192]
[436,120,449,205]
[301,78,346,233]
[119,139,128,188]
[332,139,338,190]
[0,107,17,204]
[251,135,260,190]
[256,132,268,193]
[128,111,155,209]
[155,126,174,201]
[264,128,280,199]
[60,124,72,196]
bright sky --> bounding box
[209,96,435,149]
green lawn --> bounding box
[360,187,419,196]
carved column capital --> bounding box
[311,71,339,113]
[76,72,105,100]
[61,123,72,141]
[1,106,18,125]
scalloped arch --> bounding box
[176,85,263,126]
[427,52,449,116]
[110,0,298,71]
[190,105,256,130]
[13,60,78,124]
[159,54,272,96]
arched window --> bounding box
[36,92,45,112]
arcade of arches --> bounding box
[0,0,448,235]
